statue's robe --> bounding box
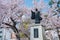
[35,11,41,24]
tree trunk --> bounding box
[2,17,20,40]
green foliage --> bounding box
[49,0,60,8]
[49,0,54,7]
[53,13,57,16]
[44,15,48,17]
[58,0,60,4]
[57,0,60,8]
[19,32,26,38]
[23,22,29,30]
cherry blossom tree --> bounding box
[0,0,60,40]
[0,0,30,40]
[40,0,60,40]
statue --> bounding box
[31,8,42,24]
[31,10,35,19]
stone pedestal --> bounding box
[30,24,45,40]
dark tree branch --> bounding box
[24,33,30,40]
[10,17,16,26]
[2,22,18,33]
[2,22,13,27]
[24,33,29,37]
[2,17,30,40]
[10,17,19,33]
[2,19,20,40]
[2,17,19,33]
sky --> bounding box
[24,0,50,13]
[24,0,50,8]
[1,0,50,8]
